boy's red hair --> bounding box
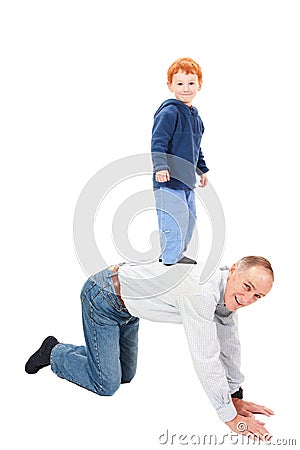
[167,57,203,86]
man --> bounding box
[25,256,274,441]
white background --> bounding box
[1,0,299,448]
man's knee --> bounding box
[93,380,121,396]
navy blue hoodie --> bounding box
[151,99,209,190]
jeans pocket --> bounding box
[99,285,123,312]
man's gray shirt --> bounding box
[118,261,244,422]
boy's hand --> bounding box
[199,173,208,188]
[155,170,170,183]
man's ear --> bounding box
[228,263,237,276]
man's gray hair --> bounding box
[236,256,274,281]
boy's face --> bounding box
[167,70,201,106]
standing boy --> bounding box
[151,57,209,266]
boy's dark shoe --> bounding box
[177,256,197,264]
[159,256,197,265]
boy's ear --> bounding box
[167,81,173,92]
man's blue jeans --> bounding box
[50,268,139,395]
[154,187,197,264]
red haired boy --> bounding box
[151,57,209,265]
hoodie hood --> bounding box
[154,99,198,118]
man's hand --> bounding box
[225,414,272,442]
[232,398,274,418]
[199,173,208,188]
[155,170,170,183]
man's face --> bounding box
[167,70,201,106]
[224,264,273,312]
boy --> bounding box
[151,57,209,266]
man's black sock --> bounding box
[25,336,59,374]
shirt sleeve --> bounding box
[151,109,177,173]
[175,294,237,422]
[215,313,245,394]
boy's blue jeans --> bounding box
[50,268,139,395]
[154,187,197,264]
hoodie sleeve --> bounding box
[151,108,177,173]
[195,120,209,174]
[196,148,209,175]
